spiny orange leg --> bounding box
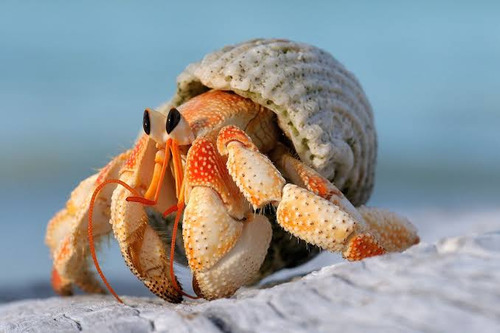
[88,179,143,303]
[216,127,414,261]
[217,125,285,209]
[271,145,419,260]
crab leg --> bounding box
[46,135,184,301]
[45,150,130,295]
[216,126,286,209]
[182,137,272,300]
[217,126,419,261]
[277,184,388,259]
[272,146,419,259]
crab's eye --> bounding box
[166,108,181,134]
[143,110,151,135]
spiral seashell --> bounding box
[164,38,376,206]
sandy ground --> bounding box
[1,207,499,303]
[1,226,499,332]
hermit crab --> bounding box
[46,39,419,303]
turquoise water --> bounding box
[1,1,499,291]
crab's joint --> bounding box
[217,125,259,155]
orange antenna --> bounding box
[171,141,184,197]
[164,141,199,299]
[88,179,143,304]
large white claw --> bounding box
[183,134,272,300]
[183,186,243,272]
[192,214,272,300]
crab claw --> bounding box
[183,137,272,299]
[192,212,272,300]
[110,135,182,302]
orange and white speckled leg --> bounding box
[217,125,285,209]
[271,144,364,221]
[277,184,366,254]
[214,127,389,260]
[273,147,419,260]
[110,135,182,302]
[45,150,129,295]
[183,137,271,299]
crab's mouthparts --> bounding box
[144,139,172,200]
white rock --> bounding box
[1,231,499,333]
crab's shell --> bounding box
[161,38,376,207]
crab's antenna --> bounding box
[88,179,142,304]
[127,139,173,205]
[163,141,199,299]
[171,141,184,197]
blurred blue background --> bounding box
[1,1,499,298]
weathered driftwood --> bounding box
[1,231,499,333]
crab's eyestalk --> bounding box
[166,108,195,146]
[143,108,169,145]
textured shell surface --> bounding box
[162,38,377,207]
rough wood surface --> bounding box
[1,231,499,333]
